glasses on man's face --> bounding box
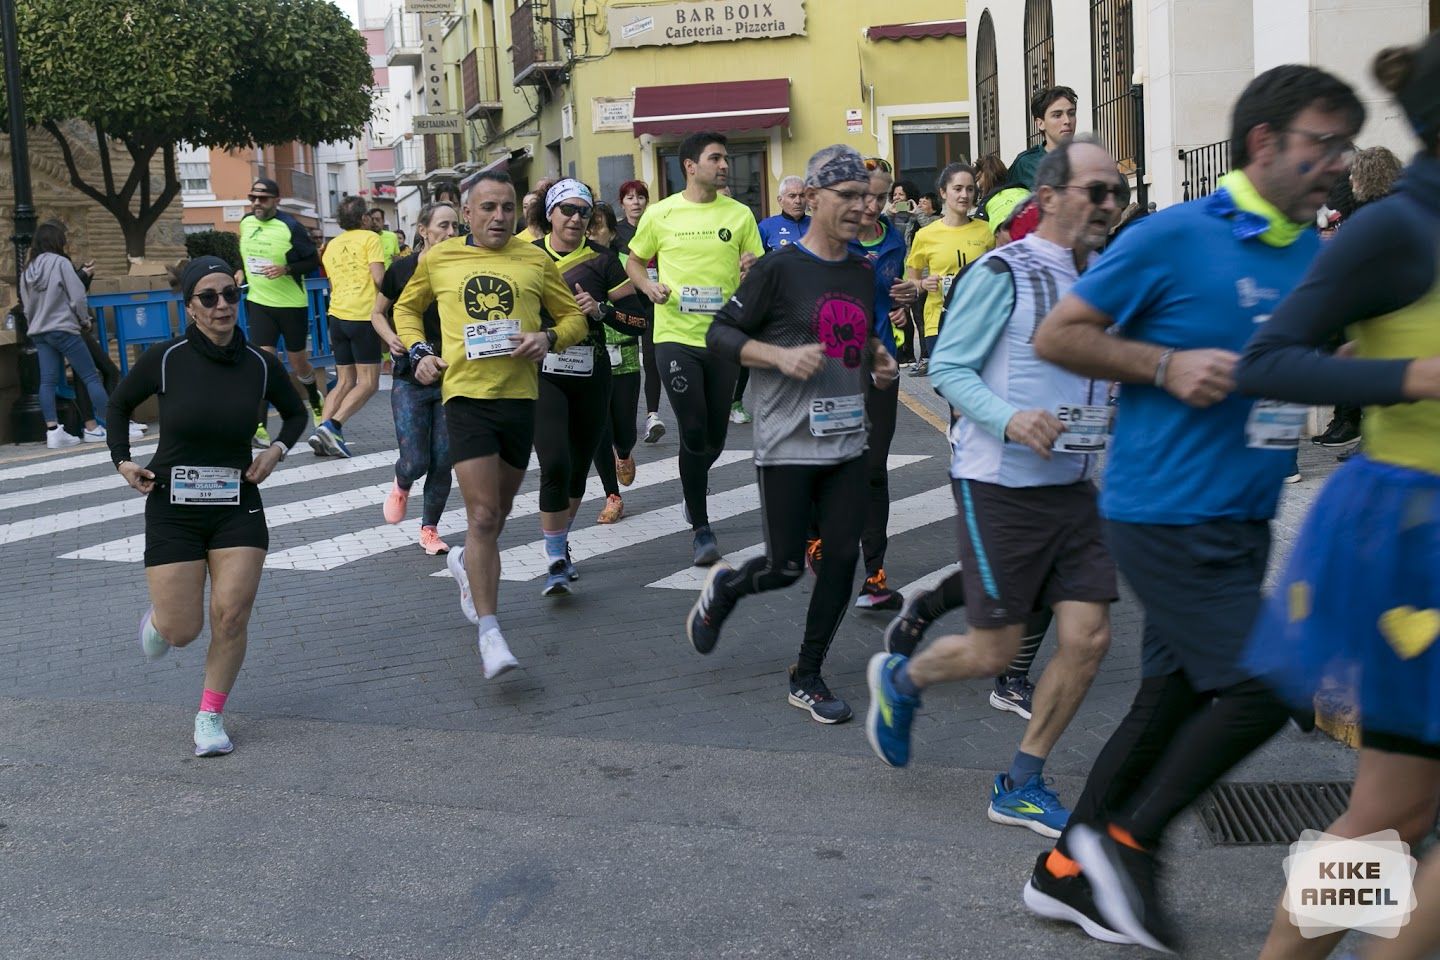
[1285,128,1357,165]
[557,203,592,220]
[823,186,869,205]
[1065,181,1131,206]
[192,286,241,308]
[863,157,893,173]
[247,194,276,203]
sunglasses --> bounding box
[1065,181,1131,205]
[862,157,893,173]
[191,286,241,308]
[556,203,592,219]
[247,194,277,203]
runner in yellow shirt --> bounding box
[906,162,997,374]
[393,170,588,680]
[314,196,386,457]
[625,131,763,566]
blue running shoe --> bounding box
[988,773,1070,838]
[542,558,571,597]
[565,544,578,582]
[865,653,920,767]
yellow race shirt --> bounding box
[322,229,385,321]
[627,193,763,347]
[906,218,996,337]
[392,235,588,402]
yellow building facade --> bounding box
[430,0,970,219]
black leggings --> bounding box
[733,367,750,405]
[594,371,642,497]
[1058,672,1289,854]
[653,342,738,529]
[720,457,868,678]
[534,366,612,514]
[861,377,899,575]
[915,559,1056,679]
[642,321,662,414]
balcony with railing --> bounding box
[511,2,567,86]
[1179,140,1230,201]
[463,46,503,118]
[384,8,422,67]
[394,139,424,185]
[251,163,317,206]
[423,133,465,177]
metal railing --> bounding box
[383,8,421,63]
[975,11,1000,160]
[1023,0,1055,147]
[1179,140,1230,201]
[1091,0,1139,174]
[423,133,463,174]
[511,1,563,82]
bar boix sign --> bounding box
[607,0,805,48]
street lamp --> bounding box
[1,0,43,442]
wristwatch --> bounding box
[544,329,558,351]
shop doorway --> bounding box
[658,141,768,220]
[893,120,972,199]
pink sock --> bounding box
[199,688,229,715]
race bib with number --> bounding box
[1246,400,1309,450]
[170,466,242,506]
[463,319,520,360]
[809,395,866,437]
[941,274,955,298]
[606,345,623,367]
[541,345,595,377]
[679,285,724,315]
[1052,404,1115,453]
[244,256,274,274]
[646,266,659,284]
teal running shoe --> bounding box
[138,607,169,661]
[988,773,1071,838]
[865,653,920,767]
[193,711,233,757]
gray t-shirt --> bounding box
[707,244,875,466]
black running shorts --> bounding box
[246,302,310,351]
[444,396,535,470]
[144,483,269,567]
[953,477,1118,628]
[328,315,383,365]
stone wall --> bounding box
[0,119,186,305]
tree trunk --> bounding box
[42,122,181,261]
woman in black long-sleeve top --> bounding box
[106,256,308,758]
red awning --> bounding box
[631,79,789,137]
[865,20,966,41]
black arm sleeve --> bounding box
[1236,202,1432,406]
[265,352,308,449]
[284,215,321,278]
[706,260,774,364]
[597,248,646,335]
[106,343,165,464]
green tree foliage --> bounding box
[183,230,242,272]
[0,0,374,257]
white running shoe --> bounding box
[193,711,234,757]
[82,425,107,443]
[128,421,146,439]
[643,412,666,443]
[478,626,519,679]
[46,425,80,449]
[446,546,479,625]
[138,607,169,660]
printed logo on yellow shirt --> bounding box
[463,275,514,322]
[718,227,732,242]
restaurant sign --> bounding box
[608,0,805,49]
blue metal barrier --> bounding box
[89,278,333,374]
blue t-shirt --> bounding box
[758,213,809,253]
[1072,191,1321,524]
[849,216,906,357]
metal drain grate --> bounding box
[1198,782,1351,845]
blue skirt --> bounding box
[1245,455,1440,746]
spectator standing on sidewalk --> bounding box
[1008,87,1079,190]
[21,221,111,448]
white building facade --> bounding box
[968,0,1437,208]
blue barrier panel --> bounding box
[88,290,182,375]
[305,278,334,368]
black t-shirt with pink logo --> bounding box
[708,243,875,466]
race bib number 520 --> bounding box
[464,319,520,360]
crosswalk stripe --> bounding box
[0,438,160,484]
[269,450,753,571]
[478,455,932,584]
[645,477,950,590]
[8,450,397,548]
[894,563,962,598]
